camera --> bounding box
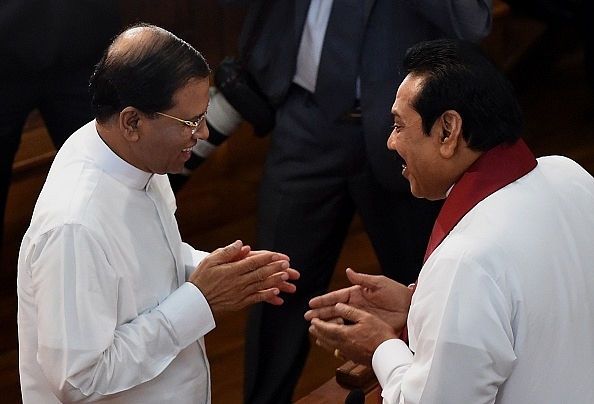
[214,56,276,137]
[168,56,276,193]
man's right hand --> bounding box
[304,268,411,333]
[188,240,299,316]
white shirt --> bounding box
[17,121,215,403]
[372,156,594,403]
[293,0,333,93]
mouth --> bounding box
[392,152,407,173]
[181,145,194,162]
[398,155,408,176]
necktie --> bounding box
[314,0,364,120]
[401,139,537,343]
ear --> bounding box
[438,110,463,159]
[119,106,141,142]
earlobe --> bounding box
[120,107,141,141]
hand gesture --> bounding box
[304,268,412,333]
[189,240,300,316]
[308,302,398,366]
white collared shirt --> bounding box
[18,121,214,403]
[293,0,333,93]
[373,156,594,403]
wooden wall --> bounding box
[119,0,247,69]
[14,1,251,175]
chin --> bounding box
[410,190,426,199]
[410,185,430,200]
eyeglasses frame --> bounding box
[155,111,207,135]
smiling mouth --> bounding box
[182,146,193,153]
[392,152,406,171]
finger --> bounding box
[285,268,300,280]
[314,336,338,354]
[273,269,299,294]
[308,318,343,348]
[263,290,285,306]
[277,280,297,294]
[345,268,384,290]
[232,245,252,262]
[308,286,355,309]
[245,287,281,306]
[207,240,244,265]
[334,302,368,324]
[304,305,342,322]
[236,263,291,299]
[238,252,290,276]
[248,249,290,262]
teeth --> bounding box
[182,147,192,153]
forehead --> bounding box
[171,77,210,108]
[393,74,424,117]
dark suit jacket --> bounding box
[0,0,120,78]
[220,0,493,192]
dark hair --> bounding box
[89,23,211,123]
[403,38,524,151]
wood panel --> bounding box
[119,0,246,68]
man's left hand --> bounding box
[308,302,398,366]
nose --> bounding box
[193,122,209,141]
[387,132,397,151]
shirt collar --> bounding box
[88,121,153,190]
[424,139,537,263]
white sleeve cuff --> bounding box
[156,282,215,348]
[372,338,414,387]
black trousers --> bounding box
[0,67,94,250]
[243,85,442,403]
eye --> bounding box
[391,123,403,132]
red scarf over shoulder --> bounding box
[401,139,537,343]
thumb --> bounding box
[211,240,244,264]
[345,268,380,290]
[335,302,365,324]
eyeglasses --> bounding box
[155,111,207,135]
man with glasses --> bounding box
[155,111,208,136]
[17,24,299,404]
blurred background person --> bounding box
[184,1,495,403]
[0,0,121,253]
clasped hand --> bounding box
[304,268,412,366]
[189,240,300,316]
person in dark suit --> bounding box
[0,0,120,251]
[216,1,494,402]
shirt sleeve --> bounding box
[373,252,516,403]
[28,224,215,402]
[372,339,413,402]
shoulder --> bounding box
[536,155,593,180]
